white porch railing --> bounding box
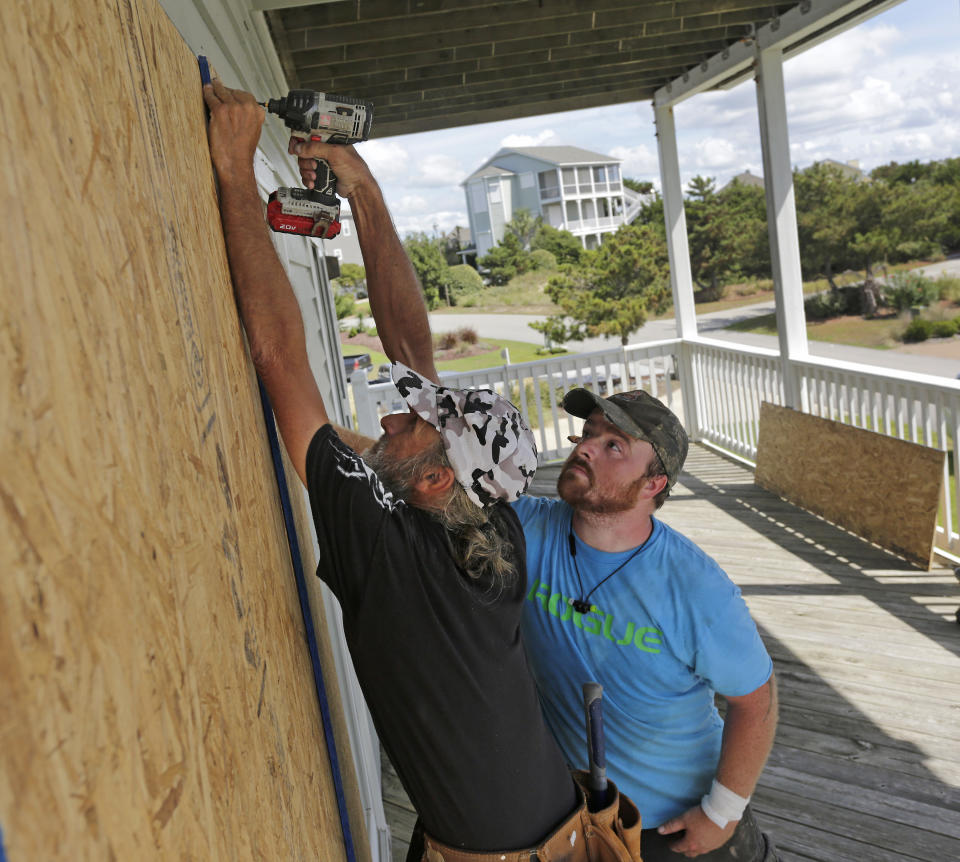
[350,340,681,462]
[349,339,960,562]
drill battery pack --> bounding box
[267,187,341,239]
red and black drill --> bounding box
[263,90,373,239]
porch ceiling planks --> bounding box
[383,445,960,861]
[262,0,798,137]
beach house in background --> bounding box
[462,146,650,258]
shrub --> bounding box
[447,264,484,297]
[935,274,960,303]
[930,319,959,338]
[334,291,356,320]
[883,271,939,312]
[805,290,849,321]
[454,326,479,345]
[902,318,933,342]
[436,331,458,350]
[529,248,558,271]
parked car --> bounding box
[343,353,373,378]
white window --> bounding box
[488,179,502,204]
[520,172,535,189]
[470,181,487,212]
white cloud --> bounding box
[416,154,465,187]
[397,194,429,213]
[500,129,557,147]
[395,210,469,238]
[692,137,741,171]
[786,23,900,86]
[355,140,408,181]
[608,144,659,178]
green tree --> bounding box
[684,176,767,298]
[334,290,356,320]
[504,208,542,250]
[623,178,655,195]
[847,180,896,316]
[530,223,670,345]
[795,162,861,289]
[334,262,366,293]
[531,223,582,265]
[686,175,716,202]
[403,232,451,309]
[479,232,528,285]
[883,180,960,259]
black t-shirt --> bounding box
[306,426,577,850]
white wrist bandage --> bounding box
[700,780,750,829]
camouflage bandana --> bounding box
[562,388,689,489]
[390,363,538,507]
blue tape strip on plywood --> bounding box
[256,379,357,862]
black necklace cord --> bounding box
[567,522,652,613]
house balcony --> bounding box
[565,215,620,233]
[349,338,960,860]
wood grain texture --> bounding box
[754,402,944,569]
[0,0,357,858]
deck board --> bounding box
[382,444,960,861]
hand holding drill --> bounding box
[263,89,373,239]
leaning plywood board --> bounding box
[0,0,361,858]
[755,402,944,569]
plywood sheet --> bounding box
[755,403,944,569]
[0,0,357,858]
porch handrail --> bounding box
[348,336,959,561]
[684,335,960,560]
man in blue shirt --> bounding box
[514,388,779,861]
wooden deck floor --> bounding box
[382,444,960,862]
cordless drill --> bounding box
[264,90,373,239]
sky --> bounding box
[349,0,959,239]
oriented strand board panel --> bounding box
[0,0,358,859]
[755,402,944,569]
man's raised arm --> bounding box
[292,139,439,383]
[203,79,329,484]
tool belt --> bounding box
[421,770,642,862]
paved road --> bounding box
[429,258,960,380]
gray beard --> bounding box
[362,438,415,501]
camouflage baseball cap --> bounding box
[390,363,538,507]
[562,388,689,489]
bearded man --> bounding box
[513,390,781,862]
[202,79,593,859]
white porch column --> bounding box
[654,103,699,435]
[755,45,808,410]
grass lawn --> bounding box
[339,336,567,374]
[726,311,910,348]
[435,338,569,371]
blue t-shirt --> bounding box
[513,495,772,828]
